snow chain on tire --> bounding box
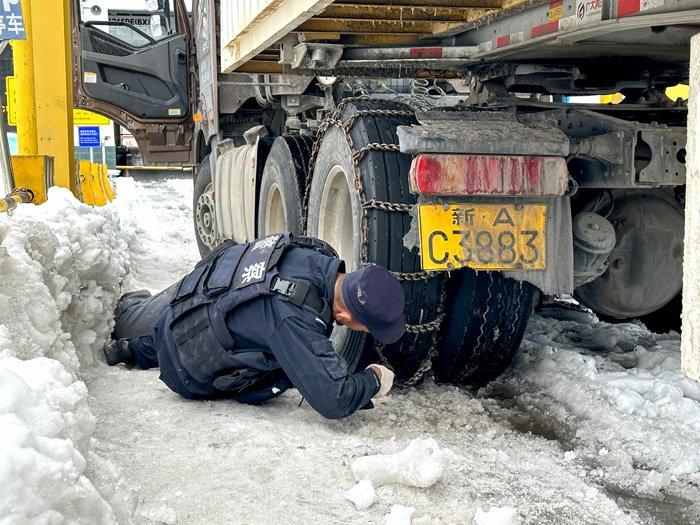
[303,96,447,386]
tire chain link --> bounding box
[302,96,446,384]
[403,281,448,386]
[362,199,413,213]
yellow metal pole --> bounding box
[10,0,37,155]
[30,0,76,193]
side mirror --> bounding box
[150,13,169,38]
[145,0,166,12]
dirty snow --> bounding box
[485,310,700,519]
[2,174,700,524]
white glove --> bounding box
[367,364,394,398]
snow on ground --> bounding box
[485,310,700,520]
[108,175,198,293]
[2,173,700,524]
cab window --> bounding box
[79,0,179,48]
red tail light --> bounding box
[409,153,568,196]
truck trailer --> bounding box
[71,0,697,386]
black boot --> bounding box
[104,339,135,366]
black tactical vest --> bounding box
[165,234,335,399]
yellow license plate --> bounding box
[418,203,547,271]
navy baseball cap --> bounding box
[341,265,406,344]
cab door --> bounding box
[71,0,194,165]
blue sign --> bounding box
[0,0,25,41]
[78,126,101,147]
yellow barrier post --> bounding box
[10,0,37,156]
[30,0,75,193]
[100,164,116,201]
[78,160,95,205]
[89,162,107,206]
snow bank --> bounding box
[0,187,130,369]
[351,438,444,488]
[491,312,700,500]
[0,188,135,523]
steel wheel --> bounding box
[195,181,217,252]
[263,183,286,235]
[193,155,218,256]
[317,165,357,268]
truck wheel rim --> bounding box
[318,165,356,269]
[196,182,217,250]
[264,183,286,235]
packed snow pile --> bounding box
[489,310,700,501]
[351,437,444,488]
[0,187,131,369]
[0,188,136,523]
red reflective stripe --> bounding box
[410,154,568,196]
[617,0,641,16]
[496,35,511,48]
[409,47,443,58]
[531,20,560,37]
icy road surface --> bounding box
[1,173,699,524]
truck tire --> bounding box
[258,136,313,236]
[434,269,537,388]
[193,155,216,257]
[306,100,443,380]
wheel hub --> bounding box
[317,165,356,268]
[575,191,684,318]
[264,183,286,235]
[196,182,218,250]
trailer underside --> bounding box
[222,0,700,78]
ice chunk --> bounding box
[351,438,444,488]
[344,479,377,510]
[563,451,577,461]
[385,504,415,525]
[474,506,520,525]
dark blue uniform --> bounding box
[115,237,380,419]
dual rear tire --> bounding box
[257,136,313,236]
[199,101,537,387]
[261,101,535,386]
